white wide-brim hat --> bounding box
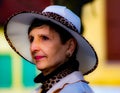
[4,5,98,75]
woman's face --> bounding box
[28,25,71,75]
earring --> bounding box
[66,52,71,58]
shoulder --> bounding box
[31,86,42,93]
[60,81,94,93]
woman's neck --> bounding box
[42,61,66,76]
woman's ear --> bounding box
[66,38,77,57]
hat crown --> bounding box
[42,5,81,33]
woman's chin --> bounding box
[36,64,45,71]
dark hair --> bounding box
[28,18,77,58]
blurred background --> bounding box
[0,0,120,93]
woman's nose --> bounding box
[30,40,40,52]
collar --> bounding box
[47,71,85,93]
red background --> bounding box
[0,0,50,25]
[106,0,120,61]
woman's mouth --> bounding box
[34,56,45,61]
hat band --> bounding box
[41,12,79,33]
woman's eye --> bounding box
[29,36,34,43]
[41,36,49,40]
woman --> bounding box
[4,5,98,93]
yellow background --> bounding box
[82,0,120,86]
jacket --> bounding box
[31,71,94,93]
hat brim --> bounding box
[4,12,98,75]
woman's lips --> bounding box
[34,56,45,61]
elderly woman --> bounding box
[4,5,98,93]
